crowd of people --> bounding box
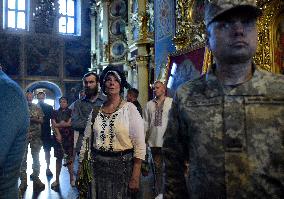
[7,63,171,199]
[0,1,283,199]
[11,65,171,199]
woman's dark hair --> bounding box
[100,66,127,95]
[127,88,139,98]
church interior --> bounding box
[1,0,283,107]
[0,0,283,198]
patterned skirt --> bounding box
[92,152,134,199]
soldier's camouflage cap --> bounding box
[205,0,262,26]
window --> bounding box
[3,0,28,30]
[59,0,79,35]
[167,63,177,88]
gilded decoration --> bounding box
[161,0,283,86]
[174,0,206,50]
[255,0,284,73]
[127,0,153,45]
[139,12,149,41]
[160,0,209,84]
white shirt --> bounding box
[79,102,146,162]
[144,97,173,147]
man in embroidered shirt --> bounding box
[144,81,173,198]
[163,0,284,198]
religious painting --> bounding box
[110,40,127,59]
[110,19,126,35]
[189,0,205,23]
[273,12,284,74]
[165,45,205,96]
[109,0,127,17]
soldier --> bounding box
[19,92,45,193]
[163,0,284,198]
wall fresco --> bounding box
[0,34,20,75]
[26,35,60,76]
[64,41,90,78]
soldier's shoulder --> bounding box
[175,75,207,97]
[256,69,284,95]
[30,103,38,108]
[258,68,284,81]
[31,103,42,111]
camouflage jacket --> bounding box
[163,67,284,199]
[28,103,44,139]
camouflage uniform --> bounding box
[20,103,44,181]
[163,66,284,199]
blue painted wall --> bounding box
[154,0,176,79]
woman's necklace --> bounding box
[102,97,123,115]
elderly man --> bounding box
[163,0,284,198]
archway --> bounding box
[25,81,62,109]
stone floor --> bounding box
[20,146,157,199]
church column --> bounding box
[136,0,149,107]
[90,2,97,71]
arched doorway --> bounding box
[25,81,62,109]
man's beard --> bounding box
[84,86,98,98]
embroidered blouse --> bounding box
[79,102,146,162]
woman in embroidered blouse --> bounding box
[79,66,146,198]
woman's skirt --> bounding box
[92,151,133,199]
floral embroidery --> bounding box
[97,111,119,151]
[154,99,165,127]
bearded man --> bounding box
[71,72,105,155]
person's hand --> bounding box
[59,121,66,126]
[128,176,139,193]
[55,133,62,143]
[77,164,82,179]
